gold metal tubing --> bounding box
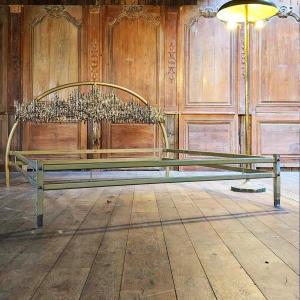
[244,9,251,156]
[12,148,163,155]
[5,121,19,188]
[160,122,169,149]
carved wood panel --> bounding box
[0,7,8,167]
[250,10,300,167]
[22,5,87,152]
[0,115,8,165]
[0,7,7,114]
[178,6,238,114]
[109,124,157,157]
[164,7,178,112]
[251,16,300,113]
[179,114,238,169]
[252,113,300,166]
[179,114,238,153]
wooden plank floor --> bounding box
[0,172,299,300]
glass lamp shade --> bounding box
[217,0,278,23]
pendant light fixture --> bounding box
[217,0,278,23]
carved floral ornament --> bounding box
[276,6,300,21]
[186,7,217,28]
[168,41,176,83]
[90,39,99,81]
[32,6,81,27]
[9,5,23,14]
[186,5,299,25]
[109,5,160,27]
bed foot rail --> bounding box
[273,154,280,207]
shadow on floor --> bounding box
[0,208,289,241]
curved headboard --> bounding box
[5,81,169,187]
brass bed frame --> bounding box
[5,82,281,228]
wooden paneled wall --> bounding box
[251,14,300,166]
[0,3,299,169]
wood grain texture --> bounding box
[0,115,8,164]
[110,124,156,150]
[22,5,87,154]
[7,7,21,112]
[0,6,8,114]
[100,6,165,152]
[178,6,238,114]
[0,7,8,168]
[251,17,300,112]
[119,188,177,299]
[179,114,238,153]
[0,172,299,299]
[252,112,300,167]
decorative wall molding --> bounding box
[109,5,160,27]
[89,39,99,81]
[186,7,217,28]
[167,41,176,83]
[240,26,246,80]
[9,5,22,14]
[276,6,300,22]
[89,6,101,14]
[32,6,81,27]
[182,7,236,113]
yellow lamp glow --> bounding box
[227,21,238,30]
[217,0,278,23]
[255,20,265,29]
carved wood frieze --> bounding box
[89,5,104,14]
[109,5,160,27]
[8,5,23,14]
[240,26,246,80]
[89,39,99,81]
[276,5,300,22]
[186,7,217,28]
[168,41,176,83]
[32,6,81,27]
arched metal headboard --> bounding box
[5,81,169,187]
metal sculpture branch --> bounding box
[15,87,165,124]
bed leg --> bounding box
[273,154,280,208]
[36,188,44,228]
[166,167,170,177]
[36,162,44,228]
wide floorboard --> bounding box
[0,172,299,300]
